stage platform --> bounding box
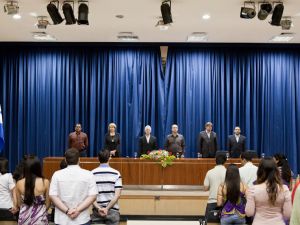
[43,157,260,185]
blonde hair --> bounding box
[108,123,117,131]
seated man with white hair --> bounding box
[139,125,158,156]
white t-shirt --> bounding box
[204,165,226,203]
[0,173,15,209]
[239,162,258,187]
[49,165,98,225]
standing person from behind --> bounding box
[290,184,300,225]
[239,151,258,187]
[203,154,227,223]
[68,123,89,157]
[245,157,292,225]
[217,164,247,225]
[49,148,97,225]
[0,157,18,220]
[273,153,292,187]
[16,156,50,225]
[92,150,122,225]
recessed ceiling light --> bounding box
[187,32,208,42]
[32,32,56,41]
[12,14,21,20]
[156,20,170,31]
[202,14,210,20]
[29,12,38,17]
[270,33,294,42]
[117,32,139,41]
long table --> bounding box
[43,157,260,185]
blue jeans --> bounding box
[56,223,90,225]
[221,214,246,225]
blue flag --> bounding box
[0,105,4,152]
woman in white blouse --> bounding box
[0,157,18,220]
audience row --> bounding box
[0,150,299,225]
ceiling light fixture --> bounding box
[270,2,284,26]
[270,33,294,42]
[12,13,21,19]
[161,0,172,24]
[117,32,139,41]
[32,32,56,41]
[156,20,170,31]
[62,1,76,25]
[47,1,63,25]
[36,16,49,29]
[115,15,124,19]
[187,32,208,42]
[257,2,272,20]
[202,14,210,20]
[77,1,89,25]
[4,1,19,15]
[280,16,292,30]
[240,1,256,19]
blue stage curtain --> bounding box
[164,47,300,173]
[0,46,165,170]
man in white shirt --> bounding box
[203,154,227,222]
[49,148,97,225]
[239,151,258,187]
[91,150,122,225]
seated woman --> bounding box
[0,157,18,221]
[16,156,50,225]
[245,157,292,225]
[217,164,247,225]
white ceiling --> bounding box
[0,0,300,43]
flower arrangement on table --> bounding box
[140,150,176,168]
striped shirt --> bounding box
[92,164,122,211]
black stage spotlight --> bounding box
[78,1,89,25]
[281,16,292,30]
[258,2,272,20]
[62,1,76,25]
[270,3,284,26]
[47,1,63,25]
[240,1,256,19]
[161,0,172,24]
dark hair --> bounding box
[241,151,253,162]
[273,153,292,185]
[23,156,43,206]
[65,148,79,165]
[60,159,68,169]
[257,157,282,206]
[13,154,36,181]
[98,150,111,163]
[216,154,226,165]
[224,164,241,204]
[0,157,9,174]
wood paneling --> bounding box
[43,157,260,185]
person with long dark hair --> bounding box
[273,153,292,187]
[245,157,292,225]
[16,156,50,225]
[0,157,18,220]
[217,164,247,225]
